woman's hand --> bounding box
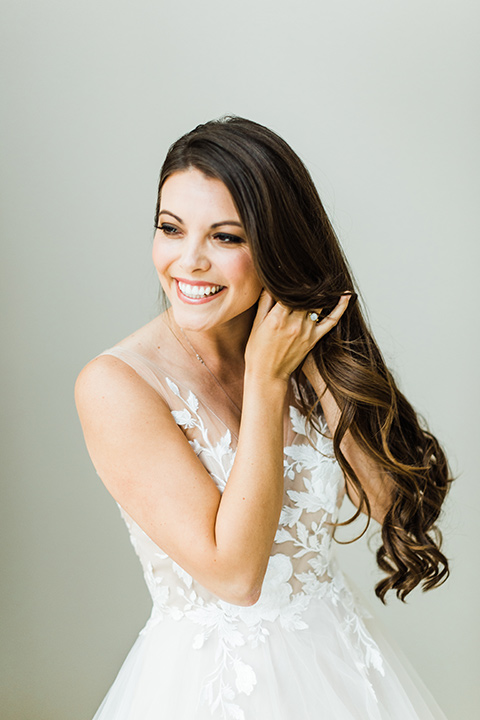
[244,290,351,384]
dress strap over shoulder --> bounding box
[95,345,245,443]
[94,346,171,400]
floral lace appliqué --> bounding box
[122,378,384,719]
[166,376,235,491]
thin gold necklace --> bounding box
[179,326,243,415]
[164,315,242,415]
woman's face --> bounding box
[152,167,263,331]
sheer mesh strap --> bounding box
[94,346,171,403]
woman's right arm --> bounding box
[74,291,348,607]
[75,357,288,607]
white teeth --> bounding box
[178,281,224,299]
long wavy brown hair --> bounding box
[154,115,453,603]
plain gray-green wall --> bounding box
[1,1,478,718]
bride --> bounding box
[75,115,452,719]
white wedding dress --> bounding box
[90,342,447,720]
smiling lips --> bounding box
[176,279,226,302]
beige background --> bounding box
[1,1,478,718]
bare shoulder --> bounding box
[74,354,177,466]
[74,352,155,409]
[73,343,210,507]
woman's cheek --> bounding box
[225,250,262,290]
[152,235,172,277]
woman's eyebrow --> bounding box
[159,210,243,229]
[159,210,183,223]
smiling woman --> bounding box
[74,116,452,719]
[152,168,263,334]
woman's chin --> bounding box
[166,297,258,333]
[167,305,216,331]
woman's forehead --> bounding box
[160,169,241,225]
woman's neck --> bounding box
[163,305,256,378]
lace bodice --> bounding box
[95,344,384,716]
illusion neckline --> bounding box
[101,344,300,447]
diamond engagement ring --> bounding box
[308,312,321,324]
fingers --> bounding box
[255,289,351,335]
[287,293,351,330]
[314,293,351,332]
[292,293,351,353]
[247,290,352,379]
[252,288,276,327]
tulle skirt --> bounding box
[92,594,447,720]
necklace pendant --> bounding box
[176,323,242,414]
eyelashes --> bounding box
[157,223,179,235]
[214,232,245,245]
[157,223,245,245]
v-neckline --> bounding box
[105,345,300,449]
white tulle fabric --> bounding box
[91,345,447,720]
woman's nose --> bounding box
[178,236,211,273]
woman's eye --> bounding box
[214,233,244,244]
[158,223,179,235]
[157,225,244,244]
